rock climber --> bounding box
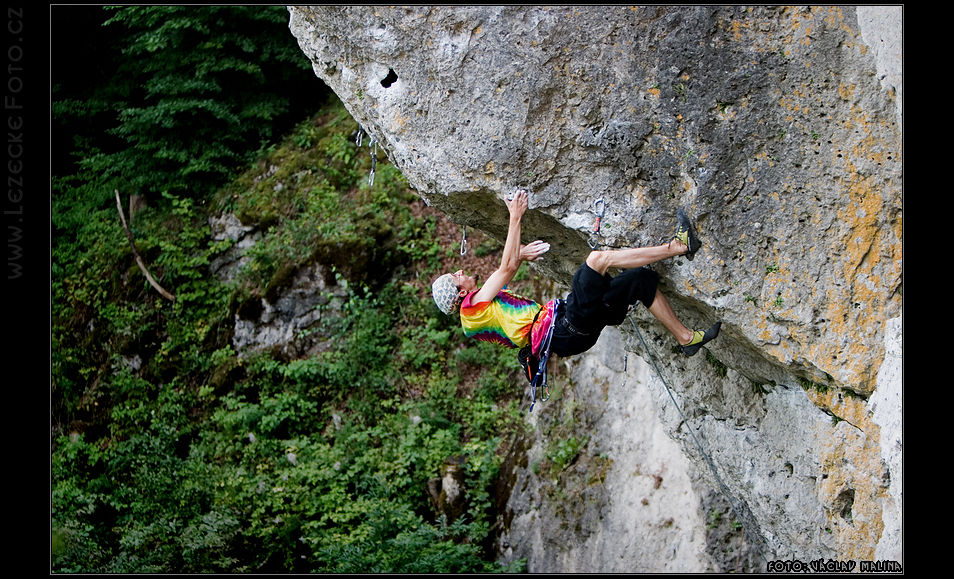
[431,188,721,381]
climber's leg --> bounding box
[646,289,722,356]
[585,241,685,276]
[646,289,694,346]
[585,208,701,274]
[578,210,716,355]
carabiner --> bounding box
[593,197,605,221]
[367,137,378,187]
[588,197,606,249]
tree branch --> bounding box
[115,189,176,302]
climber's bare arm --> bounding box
[472,190,544,304]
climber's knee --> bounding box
[586,250,610,276]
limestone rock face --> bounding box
[288,5,901,570]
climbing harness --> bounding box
[528,300,563,412]
[460,226,468,256]
[588,197,606,249]
[626,314,769,566]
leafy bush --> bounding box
[52,5,325,199]
[52,93,528,572]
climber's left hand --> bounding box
[520,240,550,262]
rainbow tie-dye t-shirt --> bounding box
[460,289,542,349]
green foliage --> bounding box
[707,508,723,529]
[52,93,527,573]
[52,6,322,199]
[545,436,586,474]
[315,510,522,573]
[749,379,772,396]
[705,350,728,378]
[797,375,830,394]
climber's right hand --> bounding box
[507,188,529,220]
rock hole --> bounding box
[380,68,398,88]
[834,487,855,523]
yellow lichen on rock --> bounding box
[808,387,886,562]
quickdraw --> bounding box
[355,127,378,187]
[368,136,378,187]
[588,197,606,249]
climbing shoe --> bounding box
[680,321,721,357]
[673,208,701,261]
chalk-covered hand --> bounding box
[507,188,529,219]
[520,240,550,262]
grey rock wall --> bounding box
[288,5,902,570]
[209,212,350,360]
[499,328,724,572]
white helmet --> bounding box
[431,273,461,315]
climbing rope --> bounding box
[627,315,770,566]
[583,196,767,564]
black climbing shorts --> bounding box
[550,263,659,357]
